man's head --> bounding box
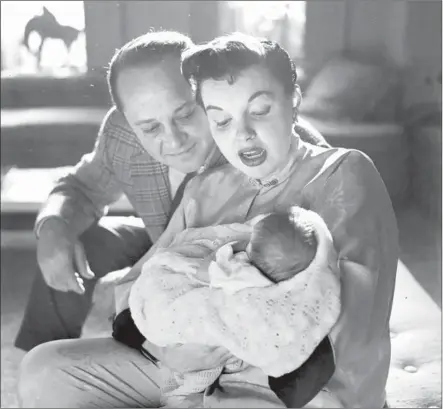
[107,31,214,173]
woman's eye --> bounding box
[252,106,271,117]
[215,118,232,129]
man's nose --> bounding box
[164,124,188,149]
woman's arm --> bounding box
[129,208,341,378]
[303,149,399,402]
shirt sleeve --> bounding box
[115,186,189,315]
[34,108,127,238]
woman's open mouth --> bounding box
[238,147,267,167]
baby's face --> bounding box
[245,214,271,256]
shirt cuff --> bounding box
[34,215,68,239]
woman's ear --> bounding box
[293,85,302,110]
[292,85,302,120]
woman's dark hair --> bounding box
[107,31,194,111]
[181,32,297,105]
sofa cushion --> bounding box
[300,54,400,122]
[387,260,441,408]
[1,107,108,168]
[0,73,110,109]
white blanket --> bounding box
[129,209,341,377]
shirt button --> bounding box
[404,365,418,373]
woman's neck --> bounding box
[253,137,300,187]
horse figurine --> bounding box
[22,6,82,69]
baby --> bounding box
[240,210,317,282]
[191,207,318,294]
[130,206,339,408]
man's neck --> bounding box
[199,144,228,174]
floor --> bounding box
[0,203,441,408]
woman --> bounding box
[129,33,399,408]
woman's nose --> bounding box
[236,118,256,141]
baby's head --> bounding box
[247,209,318,283]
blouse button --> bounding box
[404,365,418,373]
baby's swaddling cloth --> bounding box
[129,210,341,400]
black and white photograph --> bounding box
[1,1,441,408]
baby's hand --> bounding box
[193,253,215,284]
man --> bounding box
[17,31,331,408]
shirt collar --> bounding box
[248,136,300,190]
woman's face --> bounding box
[200,64,294,180]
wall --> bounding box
[306,0,442,73]
[84,2,125,74]
[303,0,348,69]
[404,0,442,107]
[84,1,220,72]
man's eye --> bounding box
[142,124,160,135]
[252,106,271,117]
[177,107,196,121]
[215,118,232,129]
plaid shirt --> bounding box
[35,107,226,243]
[36,107,328,243]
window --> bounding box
[1,1,86,75]
[220,1,306,61]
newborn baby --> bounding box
[129,206,341,408]
[249,211,317,282]
[192,208,318,295]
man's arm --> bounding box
[35,108,127,238]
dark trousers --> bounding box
[14,216,152,352]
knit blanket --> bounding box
[129,209,341,378]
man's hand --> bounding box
[37,218,95,294]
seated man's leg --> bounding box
[15,217,151,352]
[204,364,286,408]
[18,337,161,408]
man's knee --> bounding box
[18,341,70,407]
[79,217,151,277]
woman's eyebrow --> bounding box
[205,90,273,112]
[205,105,223,112]
[248,90,273,102]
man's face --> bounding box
[117,55,214,174]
